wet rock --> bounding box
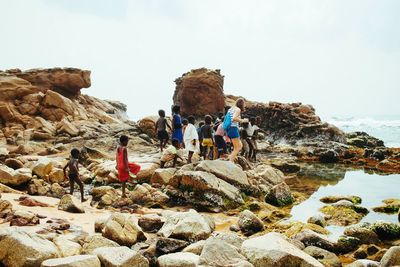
[150,168,177,186]
[81,234,120,254]
[0,165,32,186]
[158,252,199,267]
[52,236,82,257]
[264,182,294,207]
[380,246,400,267]
[102,213,146,246]
[307,214,327,227]
[92,246,149,267]
[353,244,382,260]
[5,158,24,169]
[346,259,379,267]
[195,159,250,188]
[238,209,264,236]
[182,240,205,255]
[0,227,60,267]
[369,221,400,240]
[156,237,189,254]
[319,149,339,163]
[58,194,85,213]
[344,225,380,244]
[294,229,336,252]
[320,195,362,204]
[199,237,253,267]
[173,68,225,117]
[303,246,341,267]
[271,161,301,173]
[372,198,400,213]
[158,209,214,242]
[41,255,100,267]
[346,132,384,148]
[319,204,367,226]
[138,214,164,233]
[335,235,361,253]
[241,232,323,267]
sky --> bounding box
[1,0,400,120]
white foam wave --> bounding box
[326,117,400,128]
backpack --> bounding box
[222,109,233,131]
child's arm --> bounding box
[63,162,69,180]
[123,147,129,173]
[155,119,159,134]
[166,121,172,131]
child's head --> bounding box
[182,118,188,126]
[172,105,180,114]
[158,109,165,117]
[199,121,205,128]
[236,98,246,111]
[171,138,180,148]
[188,116,195,125]
[249,117,256,125]
[119,135,129,146]
[71,148,80,159]
[256,116,262,125]
[204,115,212,125]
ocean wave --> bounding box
[326,117,400,128]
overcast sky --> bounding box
[1,0,399,120]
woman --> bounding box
[171,105,183,146]
[226,98,246,161]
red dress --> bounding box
[116,147,141,182]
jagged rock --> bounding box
[173,68,225,117]
[241,232,323,267]
[0,74,37,101]
[293,229,336,252]
[264,182,294,207]
[0,165,32,186]
[136,162,159,182]
[138,214,165,233]
[156,237,189,254]
[158,252,199,267]
[346,132,384,148]
[41,90,75,120]
[150,168,177,186]
[0,228,60,267]
[238,210,264,236]
[380,246,400,267]
[28,178,51,196]
[81,234,120,254]
[346,259,379,267]
[195,160,249,187]
[58,194,85,213]
[92,246,149,267]
[5,158,24,169]
[41,255,100,267]
[271,161,301,173]
[56,118,79,136]
[52,236,82,257]
[158,209,214,242]
[102,213,146,246]
[319,149,339,163]
[304,246,341,267]
[198,237,253,267]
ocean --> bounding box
[325,116,400,148]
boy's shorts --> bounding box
[157,130,169,141]
[227,126,240,139]
[202,138,213,147]
[214,135,227,153]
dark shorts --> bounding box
[214,135,227,154]
[227,126,240,139]
[157,130,169,141]
[68,172,78,181]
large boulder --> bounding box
[173,68,225,117]
[41,255,100,267]
[58,194,85,213]
[293,229,336,252]
[138,214,165,233]
[0,74,38,101]
[238,210,264,236]
[129,183,169,207]
[264,182,294,207]
[241,232,323,267]
[158,209,214,242]
[380,246,400,267]
[52,236,82,257]
[92,246,149,267]
[0,228,60,267]
[156,237,189,254]
[150,168,178,186]
[158,252,199,267]
[81,234,120,254]
[91,186,120,208]
[344,225,380,244]
[0,165,32,186]
[195,160,250,188]
[102,213,146,246]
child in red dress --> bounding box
[116,135,141,198]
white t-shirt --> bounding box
[245,124,260,137]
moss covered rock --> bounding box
[369,221,400,240]
[264,182,294,207]
[320,195,362,204]
[372,198,400,214]
[319,205,367,226]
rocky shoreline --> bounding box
[0,67,399,266]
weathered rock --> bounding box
[335,235,361,253]
[0,165,32,186]
[195,160,249,187]
[319,149,339,163]
[264,182,294,207]
[319,205,367,226]
[102,213,146,246]
[5,158,24,169]
[238,210,264,236]
[41,255,100,267]
[182,240,205,255]
[138,214,164,233]
[158,209,214,242]
[18,196,49,207]
[92,246,149,267]
[346,131,384,148]
[199,237,253,267]
[344,225,380,244]
[58,194,85,213]
[0,228,60,267]
[271,161,301,173]
[10,210,40,226]
[0,198,13,217]
[28,178,51,196]
[0,74,38,101]
[380,246,400,267]
[212,232,245,249]
[372,198,400,213]
[241,232,324,267]
[81,234,120,254]
[156,237,189,254]
[52,236,82,257]
[320,195,362,204]
[51,183,66,198]
[294,229,336,252]
[307,214,327,227]
[173,68,225,117]
[150,168,177,186]
[304,246,341,267]
[369,221,400,240]
[129,183,169,207]
[158,252,199,267]
[346,259,379,267]
[57,118,79,136]
[91,186,120,208]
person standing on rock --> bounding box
[224,98,246,162]
[183,116,200,163]
[63,148,86,202]
[116,135,141,198]
[171,105,183,146]
[155,109,172,152]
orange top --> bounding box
[116,147,126,170]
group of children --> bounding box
[63,103,265,201]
